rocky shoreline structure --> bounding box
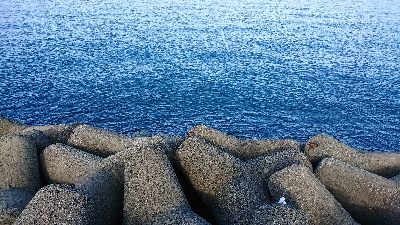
[1,116,399,225]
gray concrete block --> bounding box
[305,134,400,177]
[73,143,205,225]
[142,207,210,225]
[40,143,103,185]
[0,135,40,194]
[67,124,182,159]
[0,117,28,137]
[246,148,312,180]
[213,173,270,224]
[23,124,76,144]
[391,174,400,185]
[315,157,400,225]
[153,132,184,162]
[268,164,358,225]
[75,163,123,225]
[0,188,34,225]
[131,130,152,138]
[187,124,302,160]
[251,203,309,224]
[18,129,50,154]
[176,136,312,224]
[68,124,137,157]
[86,134,182,187]
[123,145,206,224]
[176,136,242,199]
[12,184,93,225]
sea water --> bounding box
[1,0,399,152]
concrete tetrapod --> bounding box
[187,124,302,160]
[245,148,313,182]
[0,135,41,224]
[69,144,207,225]
[67,124,139,157]
[0,117,28,136]
[268,164,358,225]
[391,174,400,185]
[305,134,400,177]
[315,157,400,225]
[23,124,77,144]
[75,162,124,225]
[65,146,129,225]
[123,145,209,225]
[12,184,93,225]
[17,129,50,154]
[0,135,40,194]
[0,188,34,225]
[67,124,182,159]
[40,143,103,185]
[176,136,310,225]
[0,116,78,145]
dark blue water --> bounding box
[1,0,399,152]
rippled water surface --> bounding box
[1,0,399,151]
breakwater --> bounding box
[1,116,399,225]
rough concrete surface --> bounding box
[0,117,28,137]
[23,124,77,144]
[2,118,398,225]
[0,135,40,194]
[18,129,50,154]
[268,164,358,225]
[123,145,205,224]
[251,203,309,224]
[315,157,400,225]
[142,207,210,225]
[68,124,183,159]
[187,124,301,160]
[176,136,312,224]
[67,124,135,157]
[0,188,34,225]
[246,148,312,180]
[12,184,93,225]
[176,136,242,198]
[305,134,400,177]
[40,143,103,185]
[391,174,400,185]
[75,163,124,225]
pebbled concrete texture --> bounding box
[245,148,312,181]
[268,164,358,225]
[123,145,207,224]
[176,136,242,199]
[0,188,34,225]
[176,136,312,224]
[391,174,400,185]
[67,124,135,157]
[67,124,182,159]
[40,143,103,185]
[251,203,309,225]
[12,184,94,225]
[315,157,400,225]
[187,124,302,160]
[75,163,124,225]
[67,141,206,225]
[23,124,78,144]
[142,207,210,225]
[18,129,50,154]
[0,117,28,137]
[0,135,40,194]
[212,173,270,224]
[304,134,400,177]
[2,117,399,225]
